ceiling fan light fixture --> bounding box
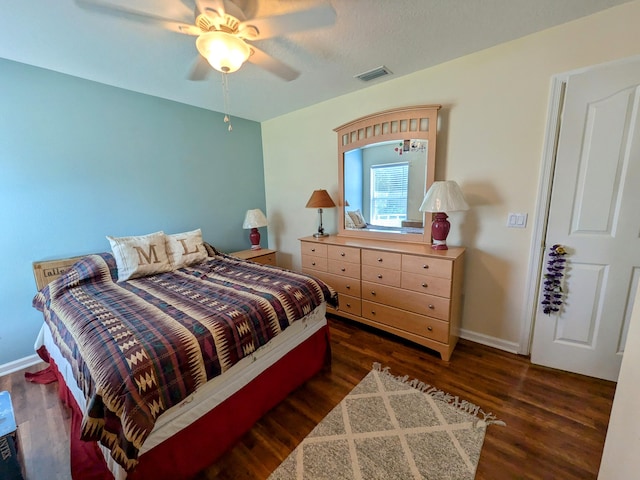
[196,31,251,73]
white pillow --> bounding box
[344,212,356,229]
[106,231,173,282]
[165,228,207,268]
[347,209,367,228]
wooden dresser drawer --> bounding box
[361,265,401,287]
[302,254,327,271]
[337,294,361,316]
[361,301,449,343]
[305,271,361,297]
[328,259,361,279]
[301,242,328,258]
[361,249,401,270]
[402,254,453,279]
[328,245,360,263]
[362,281,451,320]
[401,272,451,298]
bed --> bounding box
[30,243,337,480]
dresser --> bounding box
[300,236,465,361]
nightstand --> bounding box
[230,249,277,266]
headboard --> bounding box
[32,255,86,291]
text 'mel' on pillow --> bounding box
[106,231,173,281]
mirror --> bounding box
[335,105,440,243]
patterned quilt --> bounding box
[32,252,337,471]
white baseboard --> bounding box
[459,328,522,355]
[0,354,43,378]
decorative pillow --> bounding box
[203,242,222,257]
[347,209,367,228]
[106,231,173,282]
[344,212,356,228]
[165,228,208,268]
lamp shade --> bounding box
[196,31,251,74]
[419,181,469,213]
[242,209,268,229]
[305,190,336,209]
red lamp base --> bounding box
[431,212,450,250]
[249,227,262,250]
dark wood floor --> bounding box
[1,315,616,480]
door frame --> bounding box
[519,54,640,356]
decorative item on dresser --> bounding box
[419,180,470,250]
[242,208,268,250]
[300,235,464,361]
[230,248,277,266]
[305,189,336,237]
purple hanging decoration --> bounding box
[541,244,568,315]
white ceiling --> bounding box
[0,0,633,122]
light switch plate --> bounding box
[507,213,528,228]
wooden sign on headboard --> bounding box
[32,256,85,291]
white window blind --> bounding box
[370,162,409,227]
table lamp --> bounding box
[419,181,469,250]
[242,208,268,250]
[305,190,336,237]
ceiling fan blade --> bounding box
[195,0,225,18]
[248,45,300,81]
[75,0,199,35]
[238,3,336,40]
[188,55,212,81]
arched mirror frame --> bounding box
[335,105,440,244]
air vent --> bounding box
[354,66,393,82]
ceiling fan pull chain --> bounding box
[221,72,233,132]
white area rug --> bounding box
[269,363,504,480]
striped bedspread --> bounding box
[32,252,337,471]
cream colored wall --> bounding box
[261,1,640,349]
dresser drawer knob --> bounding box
[377,258,383,262]
[371,310,376,315]
[346,303,351,308]
[422,283,428,288]
[311,248,316,252]
[312,262,316,266]
[428,304,435,309]
[423,264,429,269]
[427,326,433,331]
[341,267,346,272]
[371,291,376,296]
[341,252,346,257]
[377,274,383,279]
[346,285,351,289]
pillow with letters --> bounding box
[165,228,208,268]
[347,209,367,228]
[344,212,356,228]
[106,231,173,282]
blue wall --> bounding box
[0,58,266,365]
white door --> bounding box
[531,58,640,382]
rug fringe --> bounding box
[372,362,506,427]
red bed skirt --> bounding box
[28,324,331,480]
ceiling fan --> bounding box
[76,0,336,81]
